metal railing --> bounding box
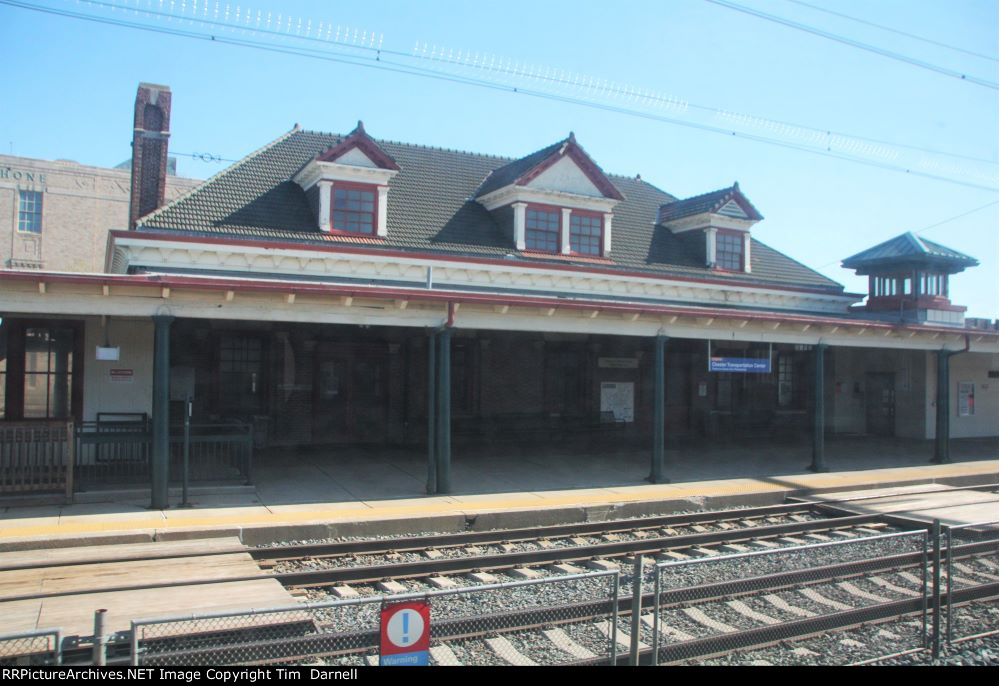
[0,421,74,498]
[943,518,999,648]
[74,420,252,489]
[0,628,62,665]
[130,570,620,666]
[650,530,930,665]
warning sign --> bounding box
[380,600,430,666]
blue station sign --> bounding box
[709,357,772,373]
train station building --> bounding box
[1,83,997,505]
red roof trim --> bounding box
[515,138,625,201]
[113,230,853,299]
[315,123,400,171]
[3,269,992,339]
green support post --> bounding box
[933,348,951,464]
[436,328,452,494]
[150,315,173,510]
[809,343,828,473]
[426,331,437,495]
[649,334,669,484]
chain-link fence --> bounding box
[943,519,999,646]
[650,530,930,665]
[0,629,62,665]
[131,570,620,666]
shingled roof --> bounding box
[657,183,763,224]
[842,232,978,273]
[138,128,842,292]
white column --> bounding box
[602,213,613,255]
[743,231,752,273]
[706,227,717,267]
[561,208,572,254]
[513,202,527,251]
[318,180,332,232]
[376,185,389,237]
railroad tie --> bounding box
[896,571,924,587]
[799,588,852,611]
[549,563,585,575]
[789,514,812,523]
[762,593,817,618]
[977,558,999,572]
[430,645,463,666]
[466,572,499,584]
[868,575,921,597]
[423,549,443,560]
[365,656,379,667]
[640,613,695,642]
[751,539,781,549]
[681,607,738,634]
[486,636,537,666]
[376,580,407,594]
[543,628,597,659]
[508,567,542,580]
[427,576,458,589]
[803,533,832,542]
[596,620,648,650]
[828,530,857,539]
[954,562,999,582]
[837,581,889,603]
[726,600,780,625]
[330,585,359,599]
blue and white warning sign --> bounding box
[379,600,430,666]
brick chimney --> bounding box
[128,83,172,229]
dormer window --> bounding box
[293,121,399,238]
[569,211,602,256]
[332,183,377,234]
[525,206,560,252]
[716,230,744,271]
[475,133,622,257]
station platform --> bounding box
[0,436,997,550]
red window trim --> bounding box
[524,203,563,254]
[330,181,378,236]
[715,229,745,272]
[568,209,604,258]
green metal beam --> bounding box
[150,315,173,509]
[933,348,951,464]
[649,334,669,484]
[810,343,828,473]
[436,328,452,494]
[426,330,437,495]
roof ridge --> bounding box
[904,231,930,254]
[137,125,301,228]
[298,128,519,163]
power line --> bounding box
[704,0,999,90]
[817,198,999,269]
[783,0,999,64]
[43,0,999,166]
[3,0,998,193]
[913,198,999,236]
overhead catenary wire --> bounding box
[783,0,999,64]
[3,0,997,193]
[704,0,999,90]
[26,0,999,167]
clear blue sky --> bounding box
[2,0,997,318]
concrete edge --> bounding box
[2,469,997,550]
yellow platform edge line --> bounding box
[1,461,997,541]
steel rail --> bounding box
[132,568,999,667]
[273,514,886,587]
[0,514,889,604]
[0,502,817,573]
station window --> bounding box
[525,207,560,253]
[569,212,602,256]
[716,231,743,271]
[332,184,376,234]
[18,191,43,234]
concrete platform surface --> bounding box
[0,450,997,548]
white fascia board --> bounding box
[664,214,757,234]
[476,185,619,213]
[113,235,859,313]
[293,160,398,190]
[4,287,995,353]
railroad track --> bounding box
[131,538,999,666]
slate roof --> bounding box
[138,128,842,292]
[657,183,763,223]
[842,232,978,272]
